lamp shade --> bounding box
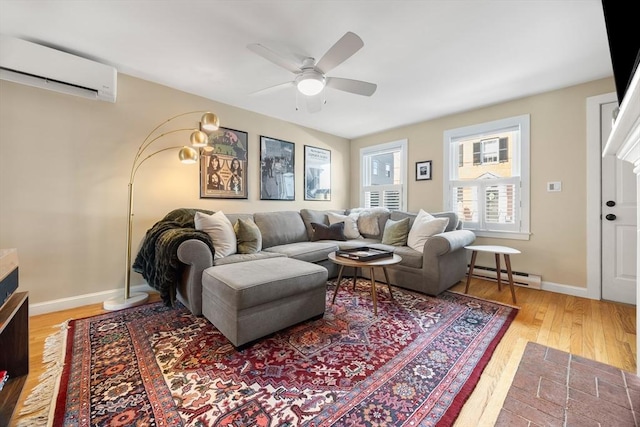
[178,146,199,164]
[190,130,208,147]
[201,112,220,132]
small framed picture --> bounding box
[416,160,432,181]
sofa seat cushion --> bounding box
[213,251,285,266]
[202,258,328,311]
[368,243,424,268]
[265,241,338,263]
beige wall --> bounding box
[0,74,349,304]
[350,78,615,288]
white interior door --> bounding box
[601,101,637,304]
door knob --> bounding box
[606,214,617,221]
[606,200,616,207]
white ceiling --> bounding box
[0,0,612,139]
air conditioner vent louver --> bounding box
[0,35,117,102]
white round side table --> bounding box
[464,245,520,303]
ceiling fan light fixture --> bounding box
[296,74,325,96]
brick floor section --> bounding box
[495,342,640,426]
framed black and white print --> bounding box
[260,136,295,200]
[304,145,331,201]
[200,127,248,199]
[416,160,432,181]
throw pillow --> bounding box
[234,218,262,254]
[381,217,410,246]
[311,222,346,241]
[350,207,389,237]
[406,209,449,252]
[327,212,362,239]
[194,211,237,259]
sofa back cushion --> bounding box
[254,211,308,249]
[432,212,460,231]
[300,209,345,240]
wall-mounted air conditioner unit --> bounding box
[0,35,117,102]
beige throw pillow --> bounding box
[194,211,237,259]
[381,217,410,246]
[327,212,361,239]
[234,218,262,254]
[407,209,449,252]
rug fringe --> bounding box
[14,320,70,427]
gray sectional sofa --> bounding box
[175,208,476,317]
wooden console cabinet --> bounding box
[0,291,29,425]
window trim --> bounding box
[360,139,408,211]
[443,115,531,240]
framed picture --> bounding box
[304,145,331,201]
[260,136,295,200]
[416,160,432,181]
[200,127,248,199]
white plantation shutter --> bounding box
[364,186,401,210]
[451,178,519,232]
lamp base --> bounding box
[103,291,149,311]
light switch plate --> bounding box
[547,181,562,192]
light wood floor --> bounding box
[10,278,637,426]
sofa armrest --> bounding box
[422,229,476,256]
[176,239,214,315]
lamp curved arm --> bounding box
[130,145,190,184]
[130,128,194,182]
[137,110,208,157]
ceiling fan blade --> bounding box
[247,43,301,74]
[305,94,323,113]
[326,77,377,96]
[250,81,294,96]
[315,32,364,74]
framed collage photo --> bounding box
[200,127,248,199]
[416,160,432,181]
[304,145,331,201]
[260,136,295,200]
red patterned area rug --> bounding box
[19,279,517,427]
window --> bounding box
[443,115,530,239]
[361,139,407,211]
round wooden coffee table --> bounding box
[328,251,402,315]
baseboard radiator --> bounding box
[467,265,542,290]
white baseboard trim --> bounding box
[28,280,594,316]
[540,281,592,299]
[29,283,157,316]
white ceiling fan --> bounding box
[247,31,377,112]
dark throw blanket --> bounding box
[132,208,215,306]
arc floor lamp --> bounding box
[103,111,220,311]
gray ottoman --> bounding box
[202,257,328,347]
